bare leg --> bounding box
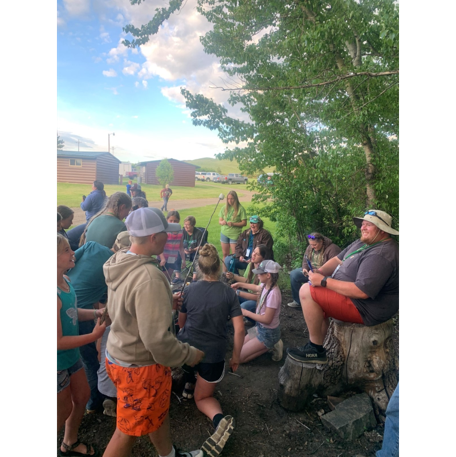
[299,284,326,345]
[220,242,231,262]
[239,336,269,363]
[103,428,136,457]
[148,413,173,456]
[194,376,221,420]
[60,368,93,454]
[321,317,330,338]
[57,385,73,433]
[229,243,237,255]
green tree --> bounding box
[57,134,64,149]
[155,159,174,187]
[124,0,399,256]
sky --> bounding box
[57,0,243,163]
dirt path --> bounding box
[71,190,257,226]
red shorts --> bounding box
[106,360,172,436]
[309,286,364,324]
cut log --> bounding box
[278,317,398,419]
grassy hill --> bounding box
[184,157,274,177]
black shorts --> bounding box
[183,360,225,383]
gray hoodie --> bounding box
[103,249,198,367]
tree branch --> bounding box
[209,71,399,92]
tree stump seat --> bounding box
[278,317,398,420]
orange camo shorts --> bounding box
[105,359,172,436]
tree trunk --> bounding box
[278,318,398,420]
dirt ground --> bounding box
[58,286,397,456]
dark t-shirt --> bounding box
[66,223,87,251]
[335,239,399,326]
[177,281,242,363]
[182,227,203,251]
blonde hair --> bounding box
[57,233,70,255]
[198,244,221,278]
[225,190,240,219]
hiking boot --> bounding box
[175,448,203,457]
[287,300,301,308]
[201,415,235,457]
[271,339,283,362]
[102,399,116,417]
[182,382,195,399]
[287,342,328,364]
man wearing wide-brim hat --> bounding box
[287,210,399,365]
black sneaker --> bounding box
[201,415,235,457]
[287,342,328,364]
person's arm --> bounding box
[227,219,246,228]
[315,256,342,276]
[77,307,105,322]
[234,232,245,258]
[308,271,369,299]
[80,192,93,211]
[159,253,166,267]
[225,272,246,283]
[242,306,276,325]
[236,289,259,301]
[57,297,106,350]
[231,281,262,293]
[230,315,245,372]
[219,217,227,226]
[179,239,186,269]
[178,312,187,329]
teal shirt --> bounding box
[68,241,113,309]
[57,279,80,371]
[219,204,247,240]
[85,215,126,249]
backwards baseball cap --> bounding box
[112,231,132,251]
[125,207,181,237]
[249,215,260,223]
[252,260,282,275]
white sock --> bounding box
[159,446,175,457]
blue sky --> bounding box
[57,0,237,163]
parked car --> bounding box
[220,173,248,184]
[205,172,223,182]
[196,172,210,181]
[125,171,138,179]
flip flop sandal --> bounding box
[58,440,99,457]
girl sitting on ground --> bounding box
[158,210,186,284]
[177,244,245,457]
[232,260,283,363]
[57,234,106,457]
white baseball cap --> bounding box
[125,207,181,237]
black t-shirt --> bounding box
[335,239,399,326]
[177,281,242,363]
[182,227,203,251]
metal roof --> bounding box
[57,150,121,163]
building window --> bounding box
[70,159,82,167]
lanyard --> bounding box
[343,239,389,261]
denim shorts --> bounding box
[220,233,238,244]
[57,358,84,394]
[256,324,281,349]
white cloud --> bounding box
[106,38,129,64]
[103,69,117,77]
[142,80,147,88]
[57,8,66,27]
[122,61,140,75]
[63,0,90,17]
[135,81,139,88]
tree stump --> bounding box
[278,318,398,419]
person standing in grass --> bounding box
[160,184,173,212]
[80,181,106,222]
[218,190,247,264]
[177,244,245,457]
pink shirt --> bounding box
[256,284,281,329]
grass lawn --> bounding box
[58,181,251,207]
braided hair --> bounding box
[256,272,279,315]
[79,192,132,246]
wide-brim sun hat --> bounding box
[126,207,181,237]
[353,209,399,235]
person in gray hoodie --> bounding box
[102,207,205,457]
[287,233,341,308]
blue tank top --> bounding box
[57,278,80,371]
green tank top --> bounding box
[57,279,80,371]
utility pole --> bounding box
[108,132,115,153]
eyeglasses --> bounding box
[364,211,388,225]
